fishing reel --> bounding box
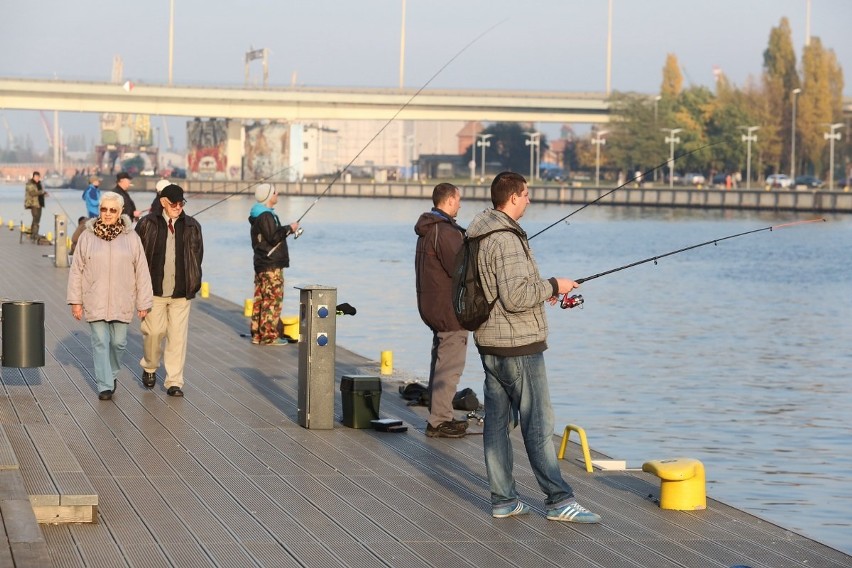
[560,294,584,309]
[293,227,304,239]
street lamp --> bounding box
[791,88,801,180]
[741,126,760,190]
[824,123,843,190]
[661,128,682,189]
[653,95,662,182]
[476,133,493,181]
[592,130,609,187]
[524,132,540,182]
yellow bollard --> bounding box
[380,351,393,375]
[281,315,299,341]
[8,220,13,230]
[66,237,72,249]
[46,231,53,242]
[243,299,253,317]
[642,458,707,511]
[200,282,209,298]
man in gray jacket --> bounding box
[466,171,600,523]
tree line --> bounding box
[465,18,849,186]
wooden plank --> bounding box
[0,500,44,544]
[0,428,18,471]
[2,426,58,507]
[32,505,95,525]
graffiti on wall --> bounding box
[245,122,292,181]
[187,119,228,179]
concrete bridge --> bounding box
[0,77,611,123]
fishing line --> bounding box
[528,139,727,241]
[294,18,508,227]
[573,218,826,285]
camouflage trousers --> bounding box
[251,269,284,344]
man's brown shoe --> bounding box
[426,421,466,438]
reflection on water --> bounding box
[3,187,850,554]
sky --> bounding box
[2,0,850,152]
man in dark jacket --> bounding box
[248,183,299,345]
[135,184,203,396]
[113,172,139,220]
[414,183,469,438]
[24,171,47,241]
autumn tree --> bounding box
[797,37,845,177]
[661,54,683,98]
[762,17,800,174]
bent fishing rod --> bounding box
[528,139,727,241]
[559,218,826,309]
[293,19,507,235]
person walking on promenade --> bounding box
[466,171,601,523]
[24,171,48,241]
[67,191,153,401]
[113,172,140,220]
[136,184,203,396]
[82,175,101,218]
[414,183,469,438]
[248,183,299,345]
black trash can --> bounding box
[2,301,45,368]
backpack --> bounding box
[451,228,524,331]
[452,388,480,411]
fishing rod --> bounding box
[528,139,726,241]
[292,19,508,237]
[171,167,296,217]
[559,218,826,309]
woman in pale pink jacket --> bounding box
[67,191,153,400]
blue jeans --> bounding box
[481,352,574,509]
[89,320,128,393]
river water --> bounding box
[3,185,850,554]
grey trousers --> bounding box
[427,329,468,427]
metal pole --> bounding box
[825,123,843,190]
[662,128,681,189]
[605,0,612,95]
[168,0,175,85]
[398,0,406,89]
[791,88,801,180]
[741,126,759,190]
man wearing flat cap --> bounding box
[135,184,204,397]
[113,172,140,220]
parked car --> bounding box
[793,175,824,189]
[683,172,706,186]
[765,174,792,189]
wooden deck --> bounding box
[0,230,850,568]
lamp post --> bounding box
[524,132,540,181]
[824,123,843,190]
[476,133,493,181]
[741,126,760,190]
[791,88,801,180]
[653,95,662,182]
[592,130,609,187]
[662,128,682,189]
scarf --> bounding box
[92,218,123,241]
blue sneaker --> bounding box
[492,501,530,518]
[546,501,601,523]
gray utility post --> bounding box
[662,128,682,189]
[297,285,337,430]
[741,126,760,190]
[824,123,843,190]
[53,214,68,268]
